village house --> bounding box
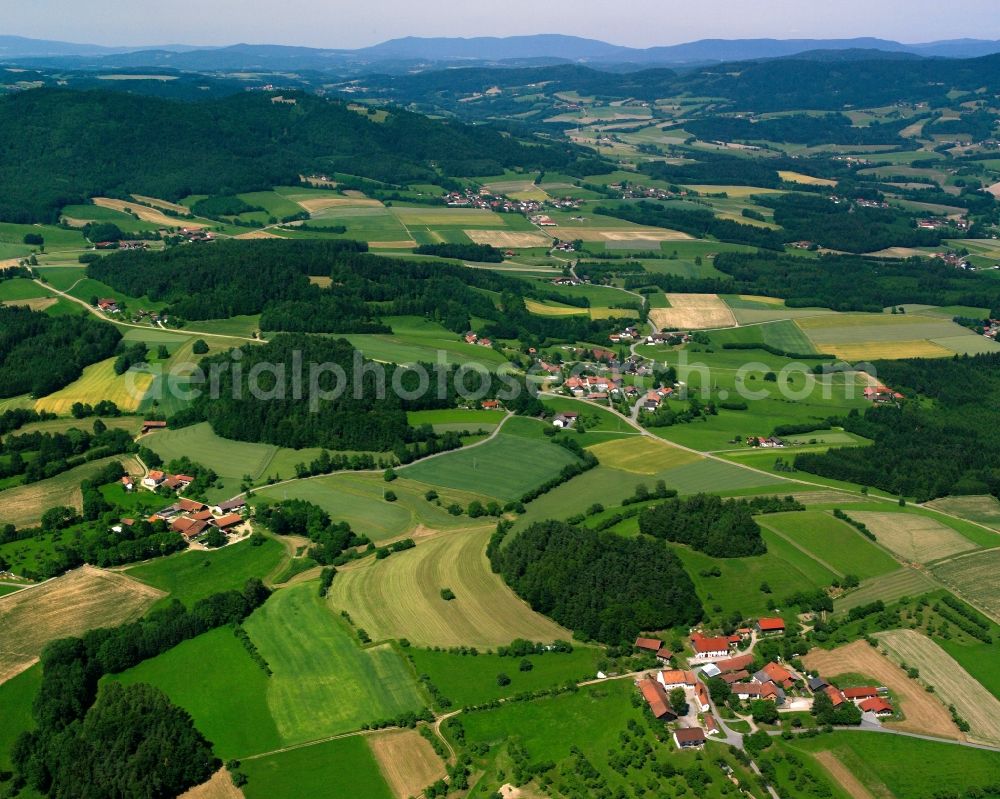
[842,686,879,701]
[730,682,784,704]
[756,617,786,636]
[96,298,120,313]
[657,669,697,690]
[634,637,662,654]
[638,678,675,720]
[689,631,734,659]
[481,400,502,410]
[142,470,166,489]
[552,412,579,429]
[755,662,795,689]
[825,686,846,707]
[673,727,706,749]
[656,646,673,664]
[859,697,893,716]
[212,497,247,516]
[121,475,134,492]
[141,420,167,435]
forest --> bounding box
[1,421,134,484]
[637,494,801,557]
[254,498,372,564]
[0,306,121,398]
[795,354,1000,500]
[490,519,702,645]
[679,113,914,146]
[11,580,271,798]
[640,152,783,189]
[0,87,600,222]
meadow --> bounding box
[327,527,571,648]
[850,509,979,563]
[341,315,509,368]
[834,567,939,614]
[242,736,393,799]
[400,429,580,501]
[407,646,602,707]
[125,536,287,606]
[931,548,1000,620]
[111,626,282,759]
[925,494,1000,530]
[0,664,41,770]
[243,583,426,744]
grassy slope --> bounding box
[0,664,41,771]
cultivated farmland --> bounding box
[327,527,571,648]
[834,567,938,613]
[35,357,154,413]
[91,197,203,228]
[802,639,961,740]
[368,730,446,799]
[648,293,737,330]
[875,629,1000,745]
[0,566,164,683]
[925,495,1000,530]
[178,769,246,799]
[587,436,700,474]
[931,549,1000,621]
[849,511,978,563]
[243,583,425,744]
[464,230,551,248]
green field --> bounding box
[0,222,88,251]
[35,357,155,414]
[243,583,425,744]
[400,429,580,501]
[760,510,900,579]
[125,537,286,606]
[834,567,939,613]
[328,526,570,648]
[111,626,281,759]
[341,316,509,368]
[791,731,1000,799]
[408,646,602,707]
[242,735,393,799]
[256,473,490,542]
[0,664,41,771]
[407,408,505,434]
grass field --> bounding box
[792,732,1000,799]
[125,537,286,606]
[243,583,425,744]
[803,639,961,740]
[0,566,164,684]
[760,511,900,579]
[400,430,580,501]
[875,629,1000,745]
[925,495,1000,530]
[408,646,601,707]
[111,626,282,759]
[931,549,1000,621]
[256,473,491,543]
[340,316,509,368]
[407,408,505,432]
[0,663,40,770]
[849,510,979,563]
[834,567,939,613]
[0,455,143,529]
[242,736,393,799]
[368,729,445,799]
[586,436,700,474]
[328,526,570,648]
[1,416,139,441]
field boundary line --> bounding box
[757,519,845,578]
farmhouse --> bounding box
[673,727,706,749]
[689,631,733,659]
[552,412,579,429]
[635,637,663,654]
[213,513,244,530]
[825,686,846,707]
[695,682,711,712]
[162,474,194,491]
[171,516,209,541]
[756,662,795,689]
[657,669,697,689]
[481,400,502,410]
[859,697,893,716]
[141,420,167,435]
[656,646,674,663]
[756,618,786,636]
[842,686,879,700]
[96,298,120,313]
[714,653,754,674]
[121,475,134,492]
[142,470,166,489]
[721,670,752,685]
[730,682,784,704]
[638,678,675,720]
[213,497,247,515]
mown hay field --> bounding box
[777,170,838,186]
[464,230,552,248]
[327,527,571,648]
[92,197,202,228]
[849,511,978,563]
[587,436,701,474]
[925,495,1000,530]
[0,566,164,683]
[834,568,938,613]
[649,293,737,329]
[35,357,154,414]
[931,549,1000,621]
[368,730,446,799]
[243,584,424,744]
[795,313,991,360]
[876,630,1000,745]
[802,639,961,740]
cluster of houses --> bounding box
[863,385,905,404]
[608,326,641,344]
[642,386,674,412]
[808,677,894,717]
[918,217,969,232]
[531,214,558,227]
[746,436,785,448]
[608,183,689,202]
[96,298,121,314]
[178,227,213,243]
[933,251,975,270]
[463,332,494,348]
[94,240,148,251]
[644,332,693,346]
[153,497,248,543]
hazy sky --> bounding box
[7,0,1000,49]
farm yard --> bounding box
[326,526,572,648]
[0,566,164,684]
[802,639,962,740]
[875,629,1000,746]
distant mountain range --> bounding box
[5,33,1000,72]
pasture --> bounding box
[407,408,504,434]
[925,495,1000,530]
[648,293,737,330]
[875,630,1000,745]
[407,646,601,707]
[368,729,446,799]
[327,527,571,648]
[759,511,899,579]
[242,736,393,799]
[125,536,286,606]
[802,639,961,740]
[0,455,143,529]
[834,568,938,613]
[400,430,580,501]
[0,664,41,770]
[111,626,282,759]
[792,732,1000,799]
[35,357,153,414]
[931,549,1000,621]
[256,473,490,543]
[243,583,425,744]
[0,566,164,683]
[849,510,978,563]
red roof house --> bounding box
[638,678,674,720]
[635,637,663,653]
[825,686,845,707]
[842,686,879,700]
[756,618,786,635]
[859,697,893,716]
